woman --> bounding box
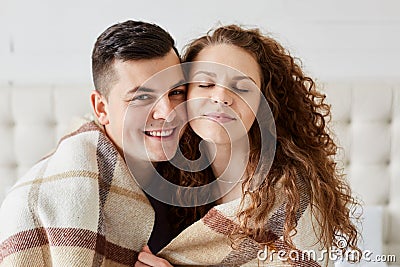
[137,25,360,267]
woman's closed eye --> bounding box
[198,83,215,88]
[198,83,249,93]
[232,86,249,93]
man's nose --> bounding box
[152,96,177,122]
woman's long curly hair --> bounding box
[159,24,360,256]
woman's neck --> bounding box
[205,137,250,204]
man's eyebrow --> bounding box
[170,79,186,89]
[125,80,185,96]
[125,86,155,96]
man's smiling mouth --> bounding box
[144,129,174,137]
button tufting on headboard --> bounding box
[322,82,399,263]
[0,86,92,201]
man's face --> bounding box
[102,50,187,162]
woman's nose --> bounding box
[210,87,233,106]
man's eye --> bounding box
[169,89,186,96]
[132,94,151,101]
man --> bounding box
[0,20,186,266]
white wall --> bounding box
[1,0,399,87]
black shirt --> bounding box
[145,192,180,254]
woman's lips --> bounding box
[203,112,236,123]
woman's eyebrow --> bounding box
[232,75,257,84]
[193,71,256,83]
[192,70,217,78]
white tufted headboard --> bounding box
[322,82,400,265]
[0,86,92,198]
[0,83,399,265]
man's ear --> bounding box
[90,90,109,125]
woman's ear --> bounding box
[90,90,109,125]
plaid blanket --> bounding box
[0,121,154,266]
[158,182,334,267]
[0,121,333,266]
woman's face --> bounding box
[187,44,262,145]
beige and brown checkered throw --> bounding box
[158,180,334,267]
[0,122,154,266]
[0,121,333,266]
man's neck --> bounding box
[124,154,159,188]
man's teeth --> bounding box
[147,130,173,137]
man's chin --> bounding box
[123,150,176,167]
[147,151,176,162]
[143,143,178,162]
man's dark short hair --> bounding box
[92,20,179,97]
